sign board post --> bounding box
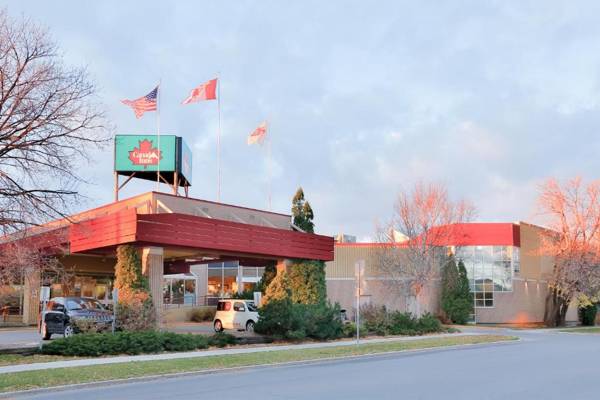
[39,287,51,344]
[355,260,365,345]
[112,288,119,334]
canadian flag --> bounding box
[247,121,267,145]
[182,78,217,105]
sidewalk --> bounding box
[0,332,485,375]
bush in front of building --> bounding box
[360,304,389,336]
[579,304,597,326]
[115,293,156,332]
[189,307,217,322]
[359,304,445,336]
[254,299,344,341]
[41,331,238,357]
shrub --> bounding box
[359,306,444,336]
[579,304,597,326]
[360,304,389,336]
[189,307,216,322]
[115,296,156,332]
[416,313,442,333]
[71,318,109,334]
[40,331,237,357]
[231,289,255,300]
[387,311,418,335]
[254,299,343,341]
[342,322,367,338]
[208,332,237,348]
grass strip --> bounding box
[0,354,76,367]
[0,334,515,393]
[559,327,600,334]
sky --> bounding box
[4,1,600,240]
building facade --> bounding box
[0,191,334,325]
[325,222,578,324]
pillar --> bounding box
[141,247,164,323]
[22,268,41,325]
[276,259,292,274]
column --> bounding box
[141,247,164,323]
[22,268,41,325]
[275,259,292,274]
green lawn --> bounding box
[559,327,600,334]
[0,335,515,393]
[0,354,75,367]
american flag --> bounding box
[121,86,158,119]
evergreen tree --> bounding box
[256,264,277,294]
[288,260,327,304]
[441,255,459,320]
[440,256,473,325]
[454,260,474,324]
[263,270,291,304]
[441,255,459,300]
[292,187,314,233]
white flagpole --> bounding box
[156,80,161,191]
[267,122,272,211]
[217,74,222,202]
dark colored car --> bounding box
[41,297,113,340]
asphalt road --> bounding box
[11,329,600,400]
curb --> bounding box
[0,338,519,398]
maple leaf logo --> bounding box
[128,139,162,168]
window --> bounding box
[233,302,245,312]
[457,245,517,295]
[247,302,257,312]
[217,301,231,311]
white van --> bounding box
[213,299,259,332]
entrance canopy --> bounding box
[2,191,334,262]
[69,208,333,261]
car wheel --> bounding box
[63,324,74,338]
[42,323,52,340]
[245,321,255,333]
[214,320,223,332]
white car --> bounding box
[213,299,259,332]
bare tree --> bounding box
[0,232,72,287]
[0,10,109,234]
[375,182,475,316]
[537,177,600,327]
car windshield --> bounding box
[66,299,105,311]
[247,302,258,312]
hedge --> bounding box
[41,331,237,357]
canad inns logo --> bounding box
[128,139,162,168]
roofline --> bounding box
[150,191,291,218]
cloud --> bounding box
[5,1,600,239]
